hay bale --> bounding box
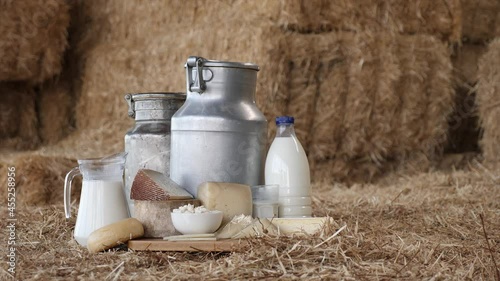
[284,32,350,146]
[396,35,454,159]
[452,43,488,86]
[0,85,19,138]
[287,31,398,160]
[461,0,500,42]
[448,43,486,154]
[394,36,431,155]
[76,1,286,133]
[284,32,453,183]
[0,0,70,83]
[38,80,73,144]
[312,158,381,184]
[40,122,130,160]
[49,0,454,186]
[477,39,500,164]
[74,0,281,45]
[446,88,480,153]
[337,33,388,161]
[283,59,317,146]
[0,83,39,150]
[279,0,462,42]
[421,36,455,157]
[0,155,79,205]
[366,35,401,163]
[35,0,96,145]
[309,43,350,162]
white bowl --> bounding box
[171,211,223,234]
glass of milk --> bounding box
[265,116,312,218]
[251,185,279,218]
[64,152,130,246]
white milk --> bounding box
[253,202,279,218]
[74,180,130,246]
[265,137,311,195]
[265,137,312,217]
[279,205,312,218]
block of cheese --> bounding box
[197,182,252,226]
[271,217,333,236]
[134,199,201,237]
[131,169,192,200]
[87,218,144,253]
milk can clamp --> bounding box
[186,56,207,93]
[125,94,135,118]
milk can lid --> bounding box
[186,56,259,71]
[276,116,294,125]
[203,60,259,71]
[125,92,186,118]
[127,92,186,101]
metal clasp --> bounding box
[186,56,207,93]
[125,94,135,118]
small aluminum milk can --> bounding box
[170,56,267,196]
[124,92,186,215]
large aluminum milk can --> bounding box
[170,56,267,196]
[124,92,186,216]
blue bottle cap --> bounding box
[276,116,294,125]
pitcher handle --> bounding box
[64,167,81,219]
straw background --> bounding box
[0,0,498,279]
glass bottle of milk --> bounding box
[265,116,312,217]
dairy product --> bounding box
[278,196,312,206]
[197,182,252,225]
[74,180,130,246]
[134,199,201,238]
[253,202,279,218]
[173,204,209,214]
[87,218,144,253]
[216,215,279,239]
[277,195,312,217]
[272,217,334,235]
[215,214,253,239]
[131,169,193,201]
[265,116,312,218]
[232,218,278,238]
[251,184,279,218]
[278,205,313,217]
[265,138,311,195]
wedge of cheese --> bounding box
[215,215,253,239]
[232,218,278,239]
[197,182,252,226]
[131,169,192,200]
[216,216,279,239]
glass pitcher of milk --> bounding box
[64,152,130,246]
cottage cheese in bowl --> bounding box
[172,204,209,214]
[171,204,223,234]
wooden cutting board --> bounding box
[128,238,248,252]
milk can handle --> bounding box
[186,56,207,93]
[64,167,81,219]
